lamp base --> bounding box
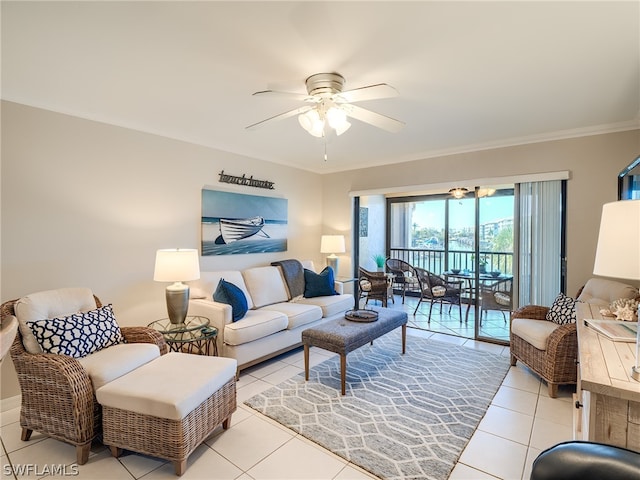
[632,366,640,382]
[326,256,339,275]
[166,283,190,324]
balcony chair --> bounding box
[530,441,640,480]
[479,277,513,326]
[510,278,639,398]
[385,258,419,303]
[413,267,466,321]
[3,287,168,465]
[358,267,393,307]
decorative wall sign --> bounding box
[201,189,288,256]
[218,170,275,190]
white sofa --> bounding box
[188,261,354,371]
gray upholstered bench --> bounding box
[301,308,408,394]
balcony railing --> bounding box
[389,248,513,275]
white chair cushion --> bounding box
[242,267,289,308]
[261,302,323,329]
[224,310,288,346]
[96,353,237,421]
[577,278,639,307]
[78,343,160,390]
[15,287,97,354]
[511,317,561,351]
[191,271,254,309]
[297,293,354,317]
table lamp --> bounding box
[154,248,200,324]
[320,235,346,274]
[593,199,640,379]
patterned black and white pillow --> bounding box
[546,293,577,325]
[28,304,124,358]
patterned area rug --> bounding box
[244,331,510,480]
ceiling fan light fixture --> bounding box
[298,109,325,137]
[477,188,496,198]
[326,106,351,136]
[449,187,468,199]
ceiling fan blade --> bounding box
[252,90,314,102]
[335,83,399,103]
[343,104,405,133]
[246,105,312,130]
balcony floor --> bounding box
[361,293,510,343]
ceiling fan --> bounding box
[246,73,405,138]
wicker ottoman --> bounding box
[302,308,408,395]
[95,352,237,476]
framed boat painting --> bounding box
[201,188,288,255]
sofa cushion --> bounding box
[78,343,160,390]
[242,266,289,308]
[15,287,97,354]
[27,304,123,358]
[191,271,254,310]
[511,317,561,351]
[546,293,576,325]
[304,267,337,298]
[577,278,639,307]
[261,302,323,329]
[298,293,354,318]
[224,310,288,346]
[213,279,248,322]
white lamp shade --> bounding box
[593,200,640,281]
[320,235,346,254]
[153,249,201,282]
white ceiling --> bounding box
[2,1,639,174]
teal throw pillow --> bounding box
[213,279,248,322]
[303,267,338,298]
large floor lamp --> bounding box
[593,199,640,379]
[154,248,201,324]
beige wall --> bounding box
[322,130,640,297]
[0,101,327,399]
[2,100,639,400]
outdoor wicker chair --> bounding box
[479,277,513,326]
[358,267,393,307]
[413,267,466,321]
[3,288,168,465]
[385,258,419,303]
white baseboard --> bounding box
[1,395,21,412]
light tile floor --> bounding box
[1,296,574,480]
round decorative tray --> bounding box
[345,309,379,323]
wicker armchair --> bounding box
[510,278,639,398]
[413,267,466,320]
[358,267,393,307]
[2,291,168,465]
[385,258,420,303]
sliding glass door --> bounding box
[386,187,515,343]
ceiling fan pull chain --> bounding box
[324,141,328,161]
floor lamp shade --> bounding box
[320,235,346,274]
[154,249,200,324]
[593,200,640,281]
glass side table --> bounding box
[148,316,218,356]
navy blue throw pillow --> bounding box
[213,279,248,322]
[303,267,338,298]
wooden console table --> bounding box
[575,302,640,450]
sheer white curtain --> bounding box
[518,180,563,306]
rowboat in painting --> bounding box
[215,216,269,244]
